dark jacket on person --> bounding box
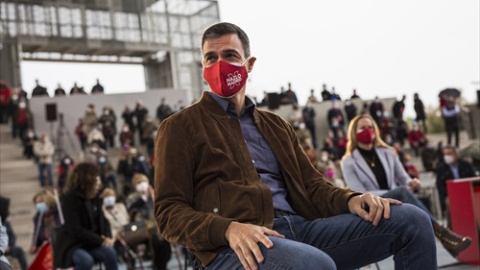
[154,92,360,267]
[436,160,476,212]
[53,191,111,268]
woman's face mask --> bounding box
[103,196,116,207]
[36,202,48,213]
[136,181,149,193]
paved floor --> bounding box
[1,123,478,269]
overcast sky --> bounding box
[22,0,479,117]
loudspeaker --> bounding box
[45,103,57,122]
[267,93,280,110]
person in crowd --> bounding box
[82,104,98,138]
[141,116,158,158]
[442,96,460,148]
[134,100,149,145]
[74,118,87,150]
[330,86,341,101]
[401,153,419,179]
[394,117,409,147]
[23,128,37,159]
[320,83,331,101]
[323,162,345,188]
[174,99,185,112]
[307,89,318,103]
[7,91,19,139]
[335,129,348,158]
[117,147,150,196]
[0,80,12,124]
[322,136,339,161]
[33,133,55,187]
[436,145,476,213]
[29,190,61,254]
[294,122,313,149]
[286,103,303,128]
[301,103,316,148]
[91,79,104,94]
[413,93,427,133]
[54,83,66,96]
[58,155,75,192]
[99,107,116,148]
[350,88,360,99]
[0,196,27,270]
[54,162,118,270]
[127,174,171,270]
[97,154,118,191]
[85,143,107,163]
[379,111,394,140]
[369,97,384,124]
[154,22,438,270]
[119,123,133,148]
[0,219,12,270]
[283,82,298,104]
[392,95,406,121]
[87,125,106,150]
[121,105,136,145]
[327,100,345,135]
[70,82,87,95]
[408,122,428,157]
[341,114,472,258]
[344,99,357,122]
[100,188,130,265]
[156,97,173,123]
[31,79,49,97]
[420,144,438,172]
[14,101,33,140]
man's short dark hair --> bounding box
[201,22,250,58]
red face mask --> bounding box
[356,127,376,144]
[203,60,249,98]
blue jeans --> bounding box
[206,204,437,270]
[382,187,437,224]
[72,246,118,270]
[38,163,53,186]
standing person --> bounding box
[23,128,37,159]
[344,99,358,122]
[91,79,104,94]
[414,93,427,132]
[369,97,384,124]
[15,101,33,141]
[0,80,12,124]
[99,107,116,148]
[121,105,136,145]
[33,133,55,187]
[392,95,406,121]
[320,83,331,101]
[134,100,148,145]
[442,97,460,148]
[156,97,173,123]
[326,100,345,135]
[341,114,472,258]
[118,123,133,148]
[31,79,49,97]
[54,162,118,270]
[302,102,316,149]
[74,118,87,150]
[70,82,87,95]
[154,22,438,270]
[350,88,360,99]
[54,83,66,97]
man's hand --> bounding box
[101,236,114,247]
[225,222,285,270]
[348,193,402,226]
[407,178,422,192]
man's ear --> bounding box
[246,57,257,73]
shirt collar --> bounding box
[207,91,255,117]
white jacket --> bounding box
[33,139,55,164]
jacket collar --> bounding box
[351,147,391,189]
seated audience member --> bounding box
[436,145,476,213]
[408,122,427,157]
[87,126,106,150]
[75,118,87,151]
[127,174,171,270]
[23,128,37,159]
[0,196,27,270]
[30,190,61,254]
[341,114,471,258]
[117,147,150,195]
[0,219,12,270]
[119,123,133,148]
[54,162,118,270]
[154,22,439,270]
[402,154,419,179]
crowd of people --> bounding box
[0,22,477,269]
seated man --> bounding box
[154,22,438,270]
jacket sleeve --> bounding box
[391,150,411,186]
[154,118,235,251]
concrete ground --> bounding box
[1,123,478,270]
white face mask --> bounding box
[444,155,455,165]
[136,181,149,193]
[103,196,116,207]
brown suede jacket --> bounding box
[154,92,360,266]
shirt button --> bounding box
[213,208,219,213]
